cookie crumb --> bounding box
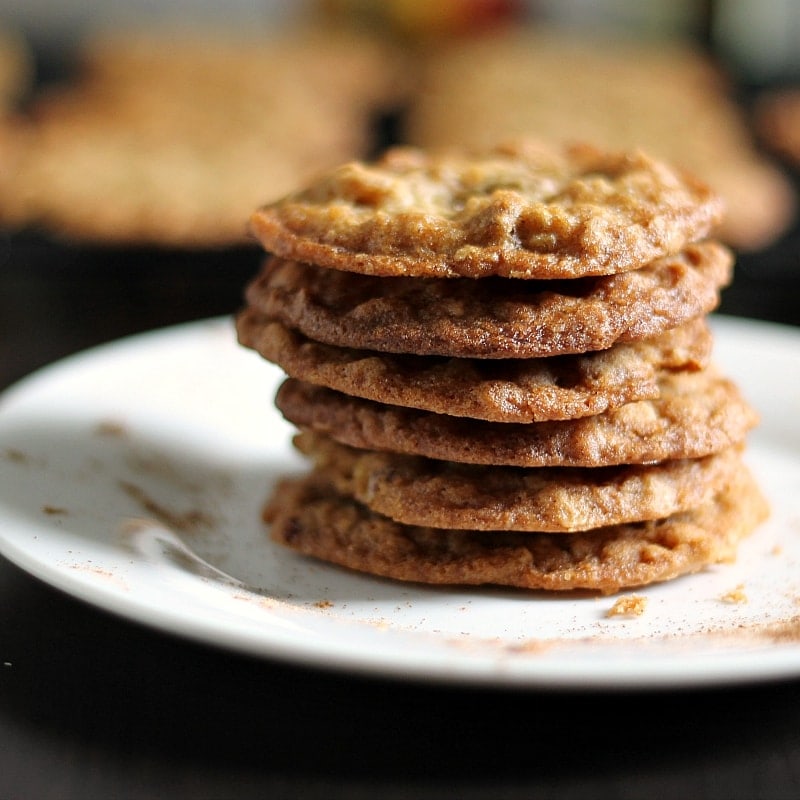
[42,505,68,515]
[605,595,648,618]
[720,584,748,604]
[314,599,333,609]
[95,420,127,437]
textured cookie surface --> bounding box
[276,369,759,467]
[238,312,711,422]
[248,141,724,279]
[244,241,731,359]
[405,30,794,251]
[264,468,768,593]
[294,432,743,532]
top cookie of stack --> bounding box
[238,140,768,594]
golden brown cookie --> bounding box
[243,241,731,359]
[275,369,758,467]
[264,468,769,593]
[238,311,712,422]
[405,29,795,252]
[293,431,744,532]
[248,140,724,279]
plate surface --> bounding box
[0,315,799,689]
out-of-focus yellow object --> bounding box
[316,0,523,38]
[387,0,522,36]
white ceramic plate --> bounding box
[0,314,799,689]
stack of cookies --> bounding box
[237,140,769,594]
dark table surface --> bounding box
[1,220,800,800]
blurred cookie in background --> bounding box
[0,24,408,248]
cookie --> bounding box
[0,27,405,246]
[405,29,794,252]
[248,140,724,279]
[264,468,769,593]
[237,312,712,422]
[243,241,731,359]
[293,431,744,532]
[275,369,758,467]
